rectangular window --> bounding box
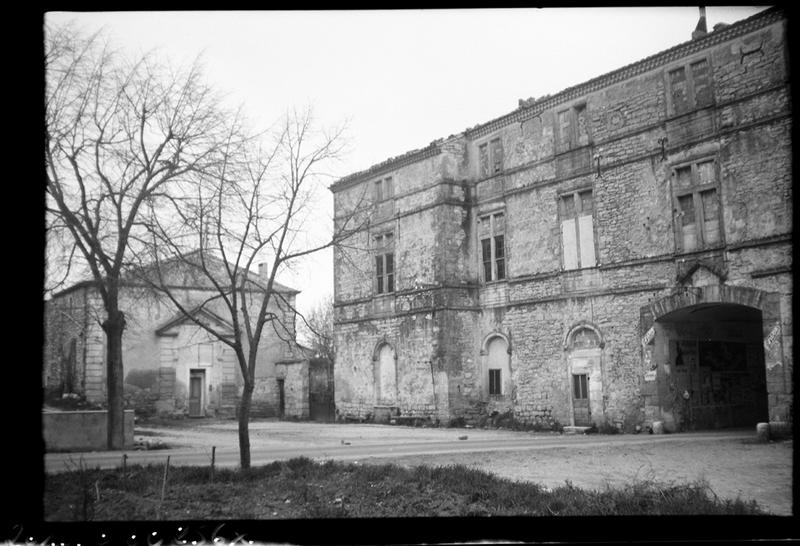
[385,252,394,293]
[701,189,720,245]
[677,194,697,252]
[479,212,506,282]
[668,58,714,115]
[691,59,713,108]
[556,104,591,151]
[481,238,493,282]
[384,177,394,199]
[557,110,571,149]
[560,189,596,270]
[374,233,395,294]
[374,176,394,202]
[491,138,503,174]
[478,138,503,177]
[575,104,589,146]
[668,67,689,114]
[489,369,502,395]
[494,235,505,281]
[573,374,588,400]
[479,143,489,177]
[673,159,721,252]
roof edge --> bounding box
[464,6,782,140]
[328,6,782,193]
[49,277,299,300]
[329,140,443,193]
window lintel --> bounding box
[557,185,594,199]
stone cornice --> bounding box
[329,142,442,193]
[329,8,782,195]
[464,7,783,141]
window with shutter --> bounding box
[477,138,503,177]
[560,190,596,270]
[556,104,591,151]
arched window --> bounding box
[374,343,397,405]
[485,336,510,397]
[570,327,600,350]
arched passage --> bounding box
[564,323,604,427]
[649,301,769,430]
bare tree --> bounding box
[45,22,239,449]
[135,107,365,468]
[303,296,335,363]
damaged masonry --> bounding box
[330,8,791,433]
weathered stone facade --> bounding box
[44,255,310,419]
[331,8,791,432]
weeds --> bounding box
[44,457,766,520]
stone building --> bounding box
[44,251,315,419]
[330,8,792,432]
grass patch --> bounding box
[44,457,764,520]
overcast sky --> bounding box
[45,7,769,319]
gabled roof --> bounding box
[154,304,235,337]
[51,250,299,299]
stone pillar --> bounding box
[83,333,106,404]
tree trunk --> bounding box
[238,382,254,469]
[102,307,126,450]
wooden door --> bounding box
[572,373,591,426]
[277,379,286,418]
[189,372,203,417]
[309,359,334,422]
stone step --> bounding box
[563,426,591,435]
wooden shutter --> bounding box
[691,59,713,108]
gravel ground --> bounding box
[135,418,793,515]
[385,438,793,515]
[136,418,539,449]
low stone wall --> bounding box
[43,410,135,452]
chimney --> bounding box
[692,6,708,40]
[258,263,267,280]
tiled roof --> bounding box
[50,250,299,299]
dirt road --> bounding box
[48,419,793,515]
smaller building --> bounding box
[43,251,318,419]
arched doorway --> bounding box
[565,324,604,427]
[374,343,397,405]
[484,335,511,398]
[654,303,768,430]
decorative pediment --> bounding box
[155,306,235,338]
[676,258,727,287]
